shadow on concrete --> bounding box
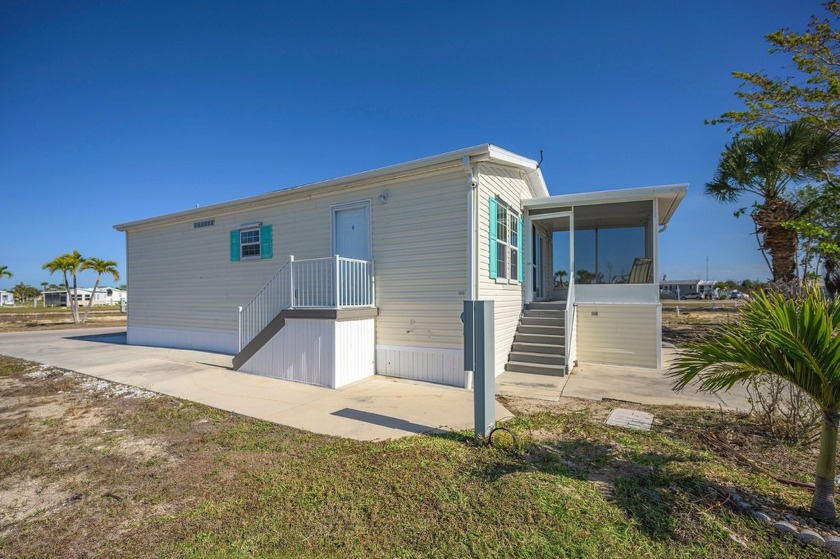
[65,332,127,344]
[331,408,443,435]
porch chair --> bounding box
[627,257,653,284]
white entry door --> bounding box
[332,202,371,260]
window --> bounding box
[230,224,272,261]
[490,198,521,282]
[496,203,507,277]
[240,228,261,258]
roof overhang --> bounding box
[114,143,548,231]
[523,183,688,226]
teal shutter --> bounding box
[488,198,498,279]
[230,230,240,261]
[517,217,523,282]
[260,225,273,259]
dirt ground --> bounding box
[0,310,126,332]
[661,299,743,346]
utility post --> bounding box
[464,300,495,444]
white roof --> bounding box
[115,144,549,231]
[523,184,688,226]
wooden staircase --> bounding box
[505,301,566,376]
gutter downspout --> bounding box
[463,156,478,300]
[463,156,478,390]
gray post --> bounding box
[464,300,495,443]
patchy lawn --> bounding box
[661,300,743,346]
[0,355,831,558]
[0,307,125,332]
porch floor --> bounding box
[0,327,511,441]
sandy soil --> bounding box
[0,311,125,332]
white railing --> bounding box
[238,255,375,351]
[565,278,576,372]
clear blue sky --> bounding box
[0,0,821,289]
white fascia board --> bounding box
[523,184,688,225]
[486,145,539,170]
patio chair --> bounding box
[627,257,653,284]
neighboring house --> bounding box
[660,279,717,299]
[0,291,13,305]
[115,144,686,389]
[43,288,126,307]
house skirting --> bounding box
[128,324,238,355]
[239,317,375,388]
[375,344,465,388]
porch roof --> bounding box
[522,184,688,226]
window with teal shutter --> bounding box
[517,217,523,282]
[230,230,241,261]
[260,225,273,259]
[488,198,498,278]
[230,225,272,261]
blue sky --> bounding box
[0,0,821,289]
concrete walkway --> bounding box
[498,347,751,411]
[0,328,510,441]
[561,347,751,411]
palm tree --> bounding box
[706,123,840,285]
[554,270,567,288]
[668,289,840,520]
[0,265,11,281]
[42,251,84,323]
[79,257,120,323]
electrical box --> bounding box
[464,300,495,443]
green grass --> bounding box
[0,356,830,558]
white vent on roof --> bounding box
[193,219,215,229]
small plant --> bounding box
[745,375,821,445]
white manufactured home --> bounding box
[115,145,686,389]
[43,287,126,307]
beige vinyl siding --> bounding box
[476,163,534,376]
[126,167,468,355]
[574,304,659,368]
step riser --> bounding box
[505,362,566,376]
[511,342,565,354]
[508,352,564,365]
[515,333,564,345]
[518,325,565,336]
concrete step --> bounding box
[515,332,564,345]
[511,341,565,354]
[508,351,565,366]
[526,301,566,311]
[520,315,564,327]
[518,324,564,336]
[505,361,566,376]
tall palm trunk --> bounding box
[825,255,840,297]
[812,411,838,520]
[81,276,101,324]
[754,197,798,283]
[71,272,79,323]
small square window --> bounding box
[240,228,261,258]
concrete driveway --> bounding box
[0,328,509,441]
